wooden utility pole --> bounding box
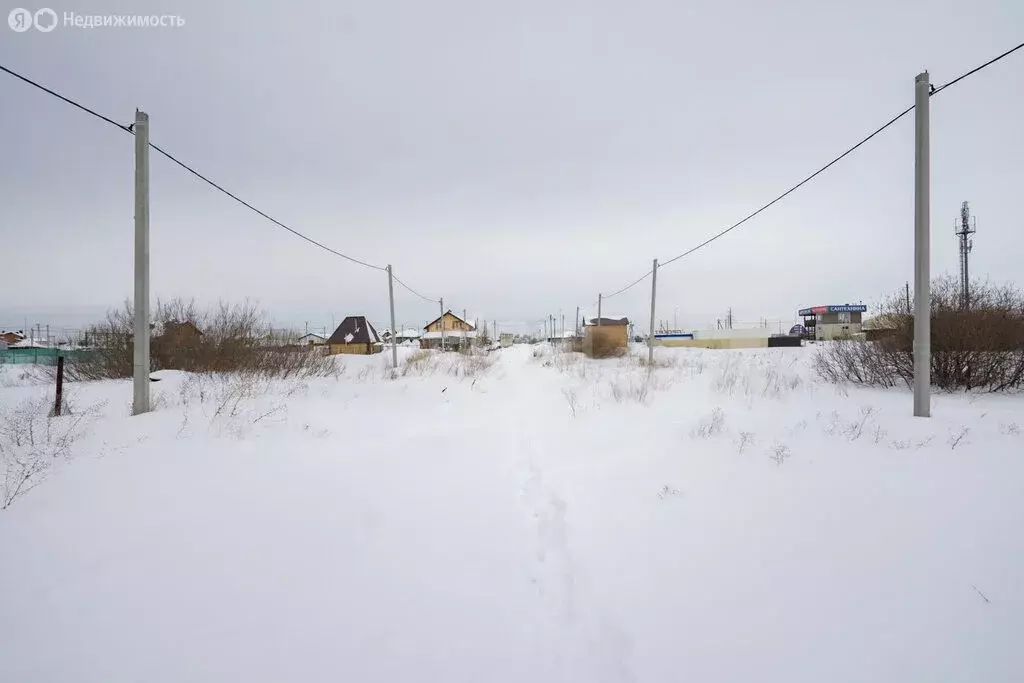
[53,356,64,416]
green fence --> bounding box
[0,348,94,366]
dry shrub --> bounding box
[815,276,1024,392]
[65,298,335,381]
[632,349,677,369]
[401,349,495,378]
[1,396,103,509]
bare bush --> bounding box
[843,406,876,442]
[815,276,1024,392]
[1,397,102,509]
[767,442,791,466]
[400,349,495,379]
[735,430,755,453]
[65,298,333,382]
[632,350,677,369]
[691,407,726,439]
[562,388,580,417]
[948,426,970,450]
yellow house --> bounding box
[421,311,476,351]
[327,316,383,355]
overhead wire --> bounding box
[931,40,1024,95]
[602,269,653,300]
[0,63,387,272]
[652,38,1024,272]
[391,273,439,304]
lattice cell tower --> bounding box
[955,201,976,307]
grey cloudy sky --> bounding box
[1,0,1022,334]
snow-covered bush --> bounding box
[0,396,101,509]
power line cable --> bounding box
[0,63,385,272]
[0,64,131,132]
[658,104,914,269]
[146,142,385,271]
[391,273,439,304]
[603,269,653,300]
[654,39,1024,271]
[931,40,1024,95]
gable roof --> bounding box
[327,316,381,345]
[423,310,472,331]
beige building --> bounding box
[420,311,476,351]
[582,316,629,358]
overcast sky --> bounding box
[2,0,1022,335]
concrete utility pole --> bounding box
[914,71,931,418]
[132,109,151,416]
[386,265,398,372]
[439,298,446,352]
[648,258,658,366]
[597,294,602,327]
[575,306,580,336]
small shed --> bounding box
[328,316,382,355]
[582,315,630,358]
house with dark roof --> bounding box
[327,316,382,355]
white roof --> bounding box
[297,332,326,340]
[398,328,421,338]
[9,340,46,349]
[422,330,478,340]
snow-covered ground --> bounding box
[1,345,1022,682]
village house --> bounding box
[296,332,328,347]
[1,330,26,345]
[419,311,476,351]
[327,316,382,355]
[151,320,204,348]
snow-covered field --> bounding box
[1,345,1022,682]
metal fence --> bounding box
[0,348,93,366]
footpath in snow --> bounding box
[1,344,1022,682]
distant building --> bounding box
[327,316,382,355]
[297,332,328,347]
[798,304,867,340]
[152,320,204,348]
[420,311,476,351]
[1,330,26,345]
[396,329,422,344]
[582,315,629,358]
[500,333,514,348]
